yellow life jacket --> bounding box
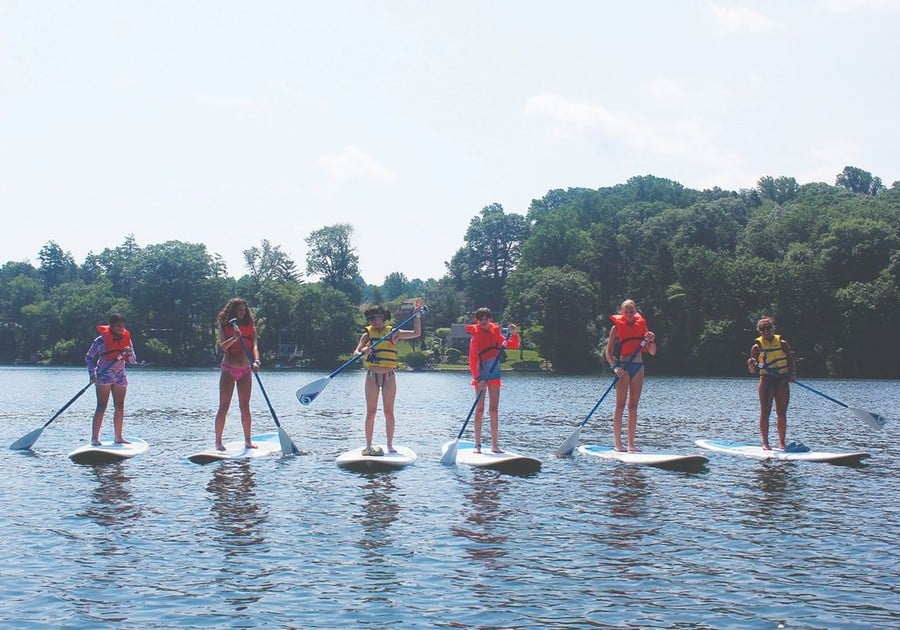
[757,334,789,375]
[363,325,398,369]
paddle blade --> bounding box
[9,427,44,451]
[555,426,582,458]
[296,377,329,405]
[850,407,887,431]
[440,439,459,465]
[277,427,300,455]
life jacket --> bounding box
[756,334,789,375]
[363,325,398,369]
[223,322,256,356]
[610,312,648,358]
[96,325,132,358]
[466,322,519,381]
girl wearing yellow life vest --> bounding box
[85,313,137,446]
[354,299,425,456]
[605,299,656,452]
[747,316,797,450]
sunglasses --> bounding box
[367,314,384,321]
[759,325,773,331]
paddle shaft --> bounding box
[44,352,125,429]
[793,380,848,408]
[581,337,649,428]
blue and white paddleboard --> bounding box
[68,437,149,465]
[336,445,417,472]
[443,440,542,475]
[187,432,283,465]
[696,439,869,465]
[578,445,708,472]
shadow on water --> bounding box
[77,463,142,533]
[206,460,267,557]
[352,473,401,556]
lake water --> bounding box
[2,366,898,628]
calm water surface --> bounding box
[2,367,898,628]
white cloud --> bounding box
[708,2,783,32]
[317,145,395,181]
[646,77,685,100]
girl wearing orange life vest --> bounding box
[85,313,137,446]
[605,299,656,452]
[467,307,520,454]
[214,298,260,451]
[746,315,797,450]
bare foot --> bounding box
[474,444,482,454]
[215,443,226,451]
[115,438,131,445]
[91,439,102,447]
[778,443,787,450]
[387,447,398,454]
[627,445,642,453]
[762,443,771,451]
[245,443,258,449]
[491,447,505,454]
[614,445,626,452]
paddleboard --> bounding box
[695,439,869,465]
[187,432,283,465]
[336,445,417,472]
[578,445,708,472]
[443,440,542,475]
[68,437,149,465]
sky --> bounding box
[2,0,898,284]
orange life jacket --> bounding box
[224,322,256,356]
[96,325,132,358]
[610,312,648,358]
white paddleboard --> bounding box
[68,437,149,465]
[578,444,708,472]
[336,445,417,472]
[695,439,869,465]
[443,440,542,475]
[187,432,283,465]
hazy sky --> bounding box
[2,0,898,283]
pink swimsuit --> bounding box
[221,362,252,381]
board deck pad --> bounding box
[335,444,417,472]
[443,440,542,475]
[68,437,149,465]
[696,439,869,465]
[187,432,283,465]
[578,444,708,472]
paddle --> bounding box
[10,352,125,450]
[230,318,300,455]
[555,338,649,457]
[793,380,887,431]
[440,331,512,465]
[295,306,428,405]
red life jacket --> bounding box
[97,325,132,358]
[224,322,256,356]
[610,312,648,358]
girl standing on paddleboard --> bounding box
[747,316,797,450]
[466,307,519,454]
[605,299,656,452]
[355,299,426,456]
[86,313,137,446]
[214,298,260,451]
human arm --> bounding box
[747,344,760,374]
[218,322,243,353]
[644,330,657,356]
[85,336,104,381]
[354,331,371,356]
[782,339,797,381]
[605,328,623,376]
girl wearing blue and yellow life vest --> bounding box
[747,316,797,450]
[605,299,656,452]
[355,299,425,456]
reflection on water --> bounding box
[352,474,401,557]
[206,461,267,556]
[603,465,656,553]
[452,469,511,568]
[77,463,142,533]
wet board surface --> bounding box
[68,437,149,465]
[443,440,541,475]
[336,445,417,472]
[696,439,870,466]
[187,432,283,465]
[578,444,708,472]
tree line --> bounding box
[2,166,898,378]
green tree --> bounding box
[291,283,358,368]
[305,223,362,303]
[836,166,883,196]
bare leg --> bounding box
[758,378,773,449]
[236,372,256,448]
[488,384,503,452]
[473,385,486,452]
[91,384,112,445]
[381,373,398,452]
[626,369,644,452]
[773,381,789,449]
[612,378,628,451]
[111,384,129,443]
[215,369,235,450]
[364,373,380,448]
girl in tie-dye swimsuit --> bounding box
[214,298,260,451]
[85,313,137,446]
